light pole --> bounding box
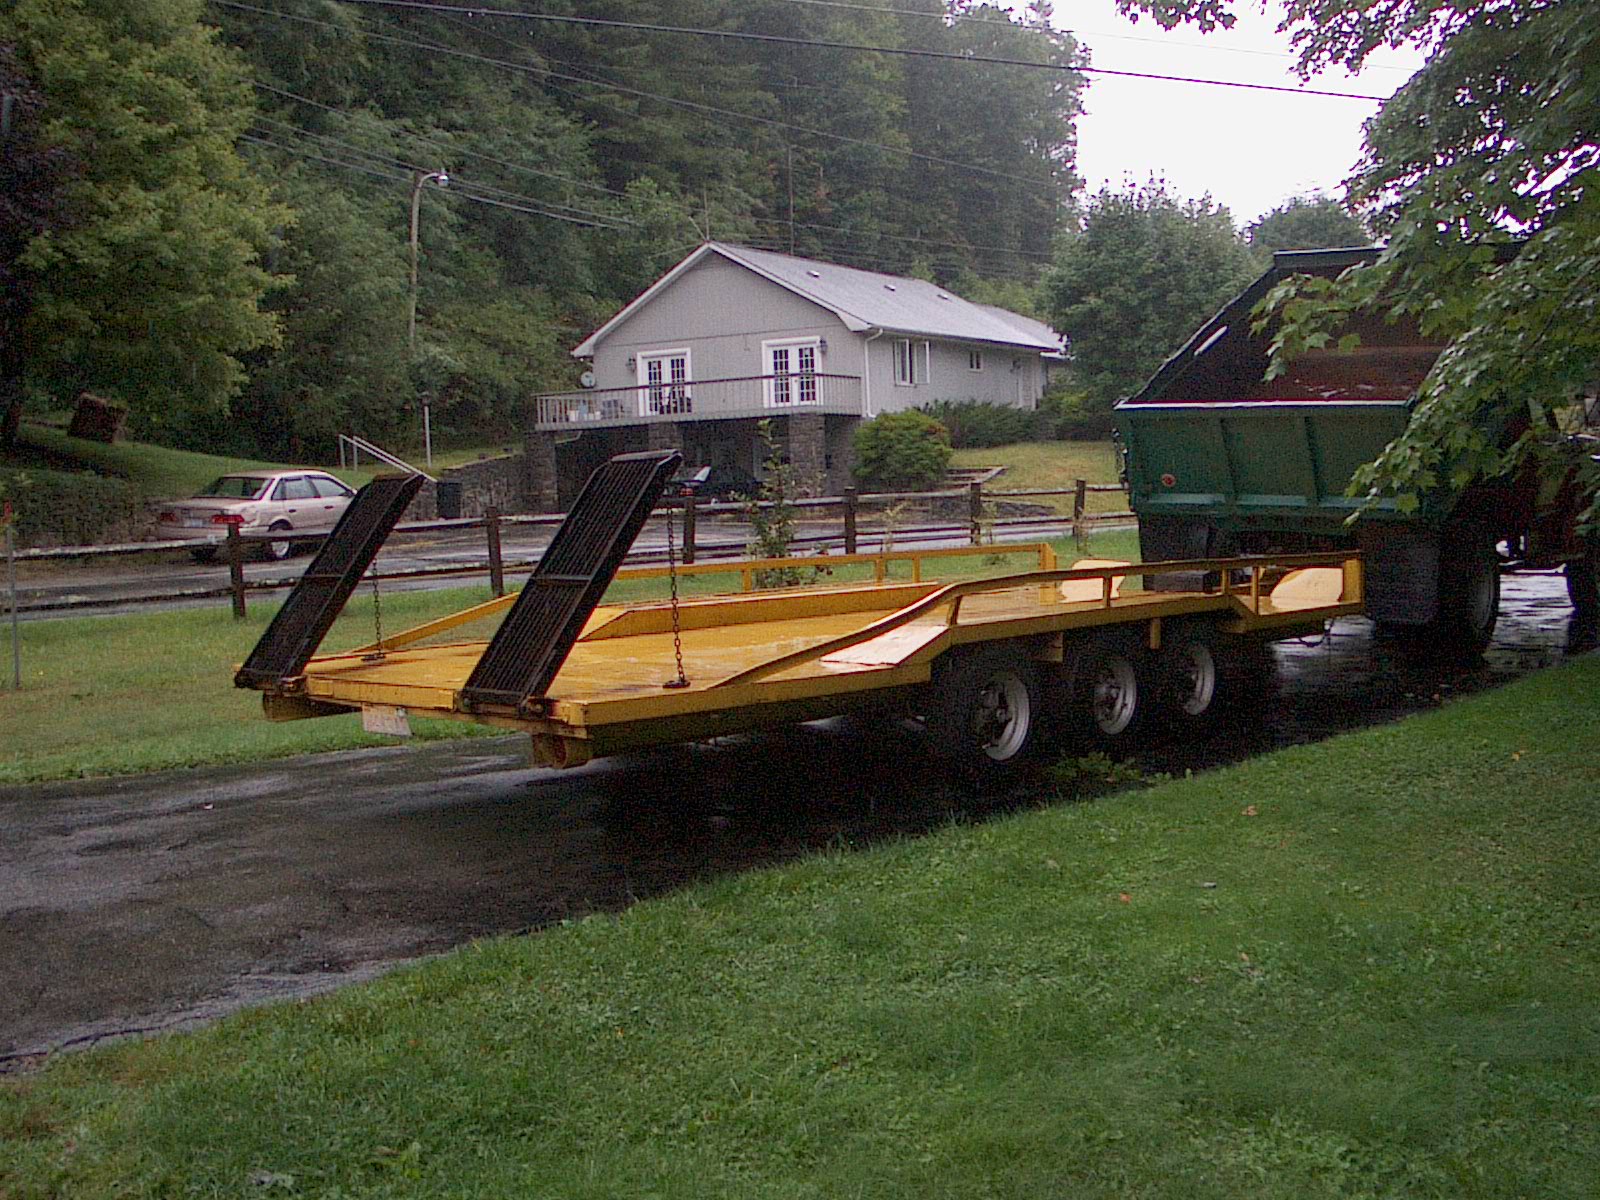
[409,169,448,467]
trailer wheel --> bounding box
[1566,538,1599,617]
[1066,632,1150,749]
[1159,625,1274,729]
[1433,524,1500,655]
[927,645,1042,776]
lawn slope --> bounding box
[3,655,1597,1198]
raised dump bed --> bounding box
[237,452,1364,780]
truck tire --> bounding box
[1566,538,1599,618]
[926,645,1042,778]
[1432,523,1500,656]
[1064,631,1151,751]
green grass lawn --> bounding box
[0,533,1138,785]
[951,440,1125,516]
[3,654,1597,1197]
[4,425,372,500]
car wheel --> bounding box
[260,523,294,562]
[926,645,1042,781]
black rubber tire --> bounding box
[1432,523,1500,657]
[1063,631,1152,751]
[260,523,294,562]
[1566,538,1599,618]
[926,645,1043,779]
[1158,623,1274,729]
[189,547,218,565]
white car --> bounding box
[156,469,357,562]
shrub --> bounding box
[853,411,953,491]
[1040,387,1116,441]
[0,467,144,548]
[918,400,1041,449]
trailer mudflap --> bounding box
[235,473,426,690]
[1358,525,1440,625]
[460,449,681,714]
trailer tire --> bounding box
[1432,523,1500,656]
[926,645,1042,778]
[1158,624,1271,729]
[1065,632,1151,750]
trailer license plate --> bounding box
[362,705,412,737]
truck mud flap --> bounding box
[234,473,426,690]
[460,449,681,714]
[1359,526,1440,625]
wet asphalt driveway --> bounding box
[1,572,1593,1069]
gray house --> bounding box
[526,242,1064,508]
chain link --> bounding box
[664,503,689,689]
[362,572,387,662]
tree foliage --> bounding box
[1122,0,1600,515]
[1,0,288,442]
[1044,178,1259,408]
[1247,193,1368,257]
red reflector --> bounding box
[211,513,245,525]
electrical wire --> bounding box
[213,1,1078,192]
[252,79,629,198]
[327,0,1388,100]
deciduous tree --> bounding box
[1045,178,1258,408]
[1247,193,1368,257]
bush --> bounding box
[0,467,144,548]
[1040,387,1116,441]
[853,411,953,491]
[918,400,1043,449]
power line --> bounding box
[252,79,629,198]
[242,131,631,228]
[250,112,633,224]
[214,0,1075,192]
[746,213,1052,261]
[328,0,1388,101]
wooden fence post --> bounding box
[225,523,247,620]
[681,494,697,565]
[842,486,858,555]
[968,481,983,546]
[1073,478,1088,553]
[485,506,505,597]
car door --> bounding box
[272,476,317,527]
[308,475,355,529]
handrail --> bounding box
[338,434,435,482]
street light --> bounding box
[407,169,449,353]
[408,169,449,467]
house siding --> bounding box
[865,338,1044,415]
[590,255,853,389]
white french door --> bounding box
[763,339,821,407]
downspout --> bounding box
[861,329,883,417]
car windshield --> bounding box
[197,476,270,500]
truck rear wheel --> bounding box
[927,645,1042,778]
[1065,632,1151,750]
[1566,538,1599,617]
[1433,524,1500,656]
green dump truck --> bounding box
[1115,248,1597,653]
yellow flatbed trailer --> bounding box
[236,452,1365,778]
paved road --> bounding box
[1,573,1590,1068]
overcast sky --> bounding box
[1047,2,1426,227]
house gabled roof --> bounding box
[571,242,1064,358]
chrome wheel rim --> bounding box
[975,672,1031,761]
[1179,642,1217,717]
[1091,655,1138,736]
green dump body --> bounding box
[1115,248,1456,540]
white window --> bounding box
[637,349,691,416]
[893,338,927,387]
[968,349,983,371]
[763,338,821,407]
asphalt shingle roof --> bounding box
[573,242,1063,356]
